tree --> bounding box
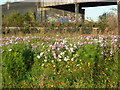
[3,12,26,26]
[24,11,36,25]
[98,13,108,30]
[98,9,117,34]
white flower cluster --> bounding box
[37,52,44,59]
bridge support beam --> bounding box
[37,2,47,22]
[37,2,85,23]
[80,9,85,23]
[75,3,85,24]
[75,3,79,23]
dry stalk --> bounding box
[39,69,47,88]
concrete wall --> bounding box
[36,7,85,23]
[2,2,85,23]
[2,2,37,16]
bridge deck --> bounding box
[23,0,117,7]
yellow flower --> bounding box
[110,85,113,88]
[73,69,77,72]
[32,77,35,81]
[108,58,111,60]
[67,61,70,64]
[14,52,17,57]
[46,64,50,67]
[9,75,11,78]
[50,85,54,87]
[24,82,26,85]
[88,63,90,66]
[108,80,110,82]
[62,82,67,85]
[105,68,108,70]
[103,72,106,75]
[57,72,60,75]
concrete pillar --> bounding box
[43,1,47,22]
[80,9,85,23]
[75,3,79,23]
[40,8,43,22]
[36,2,42,22]
[44,10,47,22]
[37,1,47,22]
[41,1,44,22]
[75,3,85,24]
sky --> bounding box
[0,0,117,21]
[83,5,117,21]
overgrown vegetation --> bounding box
[1,8,119,88]
[2,34,119,88]
[2,11,36,27]
[98,11,117,34]
[2,8,118,35]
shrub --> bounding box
[2,44,34,86]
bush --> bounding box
[3,12,26,27]
[2,44,34,86]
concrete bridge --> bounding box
[24,0,117,7]
[2,0,118,25]
[35,0,117,22]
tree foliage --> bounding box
[98,8,117,34]
[98,13,108,30]
[2,11,36,27]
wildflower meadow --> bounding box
[1,34,119,88]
